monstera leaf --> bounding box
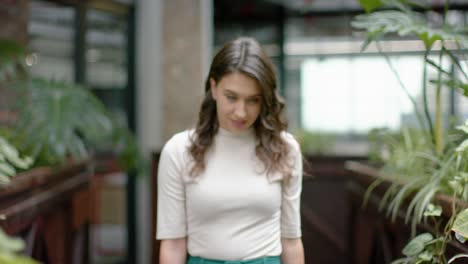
[12,78,113,164]
[0,40,143,173]
[6,78,143,172]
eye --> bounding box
[226,95,236,101]
[247,98,261,104]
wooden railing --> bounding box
[301,155,366,264]
[346,161,468,264]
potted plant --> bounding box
[348,0,468,263]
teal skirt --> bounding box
[187,255,281,264]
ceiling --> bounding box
[265,0,468,12]
[214,0,468,18]
[264,0,362,12]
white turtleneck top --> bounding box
[156,128,303,261]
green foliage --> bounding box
[12,78,113,164]
[391,232,443,263]
[359,0,384,13]
[294,130,336,154]
[452,208,468,239]
[109,120,147,175]
[0,136,33,185]
[424,203,442,217]
[353,0,467,49]
[0,39,26,83]
[0,40,145,176]
[371,121,468,263]
[353,0,468,263]
[379,128,433,177]
[353,0,468,156]
[402,233,433,257]
[367,127,390,163]
[0,228,39,264]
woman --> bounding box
[157,37,304,264]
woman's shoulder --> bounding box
[280,131,301,152]
[169,129,194,142]
[162,129,194,153]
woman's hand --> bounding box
[159,238,187,264]
[281,238,305,264]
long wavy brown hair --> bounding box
[188,37,293,179]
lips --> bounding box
[231,120,247,128]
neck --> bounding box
[217,126,254,138]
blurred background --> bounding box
[1,0,468,264]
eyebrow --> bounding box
[223,89,262,98]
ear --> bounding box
[209,78,217,100]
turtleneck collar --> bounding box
[217,126,255,139]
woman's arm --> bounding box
[281,238,304,264]
[159,238,187,264]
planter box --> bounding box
[0,160,92,264]
[345,161,468,264]
[0,160,89,201]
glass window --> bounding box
[301,53,466,133]
[86,9,127,89]
[284,10,468,155]
[302,55,422,133]
[86,8,128,126]
[28,0,75,81]
[85,8,129,263]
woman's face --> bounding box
[210,72,262,134]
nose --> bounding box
[234,101,247,119]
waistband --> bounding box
[187,255,281,264]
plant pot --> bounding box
[0,160,90,200]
